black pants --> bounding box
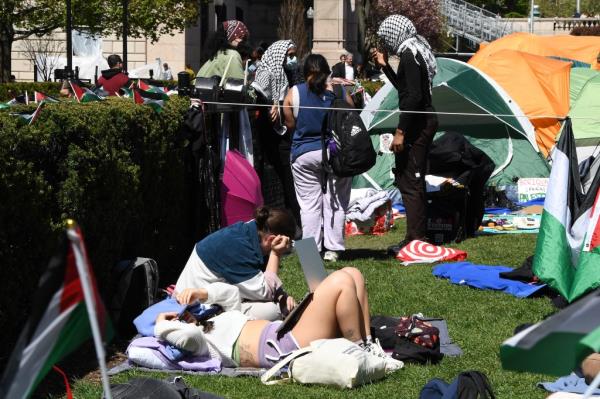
[394,113,438,241]
[254,108,301,225]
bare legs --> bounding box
[291,267,370,347]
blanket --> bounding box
[433,262,546,298]
[396,240,467,265]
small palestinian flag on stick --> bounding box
[34,91,59,104]
[0,220,113,399]
[137,79,167,94]
[69,81,104,103]
[134,87,168,113]
[11,101,45,125]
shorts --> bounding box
[258,321,300,369]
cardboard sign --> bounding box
[517,178,548,202]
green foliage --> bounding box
[505,11,527,17]
[360,79,384,96]
[0,0,200,81]
[66,224,556,399]
[0,82,62,101]
[0,96,197,366]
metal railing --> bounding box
[552,17,600,31]
[441,0,513,46]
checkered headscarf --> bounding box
[223,20,249,42]
[253,40,296,102]
[377,15,437,88]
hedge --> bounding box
[0,82,63,101]
[0,95,199,367]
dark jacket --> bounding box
[382,50,432,133]
[98,68,130,95]
[331,62,358,79]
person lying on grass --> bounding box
[175,206,297,321]
[156,267,403,371]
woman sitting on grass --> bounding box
[156,267,403,371]
[175,206,297,321]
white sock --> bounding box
[366,335,373,344]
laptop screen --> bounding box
[294,238,328,292]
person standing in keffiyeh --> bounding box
[371,15,439,256]
[251,40,302,229]
[198,20,249,80]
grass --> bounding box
[55,220,556,398]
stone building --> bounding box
[11,0,358,81]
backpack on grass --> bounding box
[320,85,375,191]
[420,370,495,399]
[109,257,159,338]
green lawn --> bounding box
[64,220,556,398]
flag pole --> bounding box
[66,221,112,399]
[583,371,600,398]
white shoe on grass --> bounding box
[364,339,404,373]
[323,250,339,262]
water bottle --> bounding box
[272,101,287,136]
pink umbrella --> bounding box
[221,150,264,226]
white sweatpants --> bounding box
[291,150,351,251]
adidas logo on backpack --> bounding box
[321,85,376,181]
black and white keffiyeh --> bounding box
[377,15,437,87]
[253,40,295,102]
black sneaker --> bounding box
[386,238,412,257]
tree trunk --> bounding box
[0,25,15,83]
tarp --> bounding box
[471,32,600,69]
[469,49,571,156]
[356,57,549,189]
[569,68,600,146]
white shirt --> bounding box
[162,69,173,80]
[345,64,354,80]
[155,310,249,367]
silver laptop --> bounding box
[294,238,329,292]
[276,238,328,337]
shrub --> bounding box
[0,96,198,366]
[0,82,63,101]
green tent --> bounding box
[355,58,550,189]
[569,68,600,147]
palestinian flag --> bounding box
[533,118,600,302]
[7,92,29,106]
[138,79,167,94]
[70,81,104,103]
[500,289,600,376]
[0,223,112,399]
[134,87,168,113]
[34,91,59,104]
[11,102,44,125]
[117,87,133,98]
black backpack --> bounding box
[420,370,495,399]
[109,258,159,338]
[106,376,224,399]
[320,85,375,190]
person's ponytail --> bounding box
[303,54,331,95]
[253,206,297,239]
[254,206,271,232]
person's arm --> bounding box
[282,88,296,130]
[154,312,207,353]
[397,50,424,133]
[176,283,241,311]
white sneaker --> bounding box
[323,250,339,262]
[364,339,404,373]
